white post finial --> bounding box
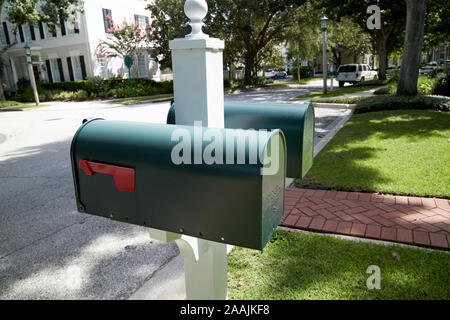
[184,0,209,39]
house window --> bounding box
[102,8,113,33]
[44,24,56,38]
[50,59,61,82]
[97,57,108,79]
[0,25,7,45]
[72,56,84,81]
[66,12,80,34]
[24,24,33,42]
[137,55,148,78]
[134,15,149,28]
[66,20,80,34]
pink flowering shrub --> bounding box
[97,15,153,59]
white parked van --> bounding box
[336,64,378,87]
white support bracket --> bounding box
[149,228,227,300]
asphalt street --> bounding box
[0,83,352,299]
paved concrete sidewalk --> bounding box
[282,188,450,250]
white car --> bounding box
[336,64,378,87]
[265,69,276,79]
[420,62,438,75]
[275,70,287,79]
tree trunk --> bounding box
[244,53,255,85]
[378,37,389,80]
[297,55,301,81]
[397,0,427,95]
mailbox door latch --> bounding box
[79,160,135,193]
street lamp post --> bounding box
[321,16,328,94]
[24,44,39,106]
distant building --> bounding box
[1,0,160,95]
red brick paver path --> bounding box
[281,188,450,250]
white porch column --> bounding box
[9,57,18,89]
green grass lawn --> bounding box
[295,84,384,99]
[228,230,450,300]
[112,94,173,104]
[0,100,25,109]
[0,101,48,110]
[298,110,450,198]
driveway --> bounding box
[0,86,352,299]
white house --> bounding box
[0,0,160,94]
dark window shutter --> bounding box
[67,57,74,81]
[29,25,36,41]
[57,58,65,82]
[38,22,45,39]
[145,17,150,26]
[46,60,53,83]
[60,16,66,36]
[18,25,24,42]
[2,22,10,45]
[74,23,80,34]
[134,15,139,25]
[79,55,87,80]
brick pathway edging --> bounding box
[281,188,450,250]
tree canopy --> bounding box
[0,0,83,100]
[0,0,83,55]
[147,0,306,84]
[317,0,406,80]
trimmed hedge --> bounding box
[291,66,314,80]
[10,77,174,102]
[355,95,450,114]
[40,78,173,95]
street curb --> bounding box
[313,110,353,157]
[120,97,174,106]
[312,102,356,110]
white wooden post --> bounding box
[149,0,227,300]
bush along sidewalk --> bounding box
[354,95,450,114]
[9,76,174,102]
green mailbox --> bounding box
[167,102,314,179]
[71,119,286,251]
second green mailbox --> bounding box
[167,102,315,179]
[71,119,286,251]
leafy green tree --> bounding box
[259,45,286,71]
[422,0,449,52]
[147,0,306,84]
[317,0,406,80]
[327,17,373,69]
[0,0,83,55]
[286,1,322,80]
[220,0,307,84]
[0,0,83,100]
